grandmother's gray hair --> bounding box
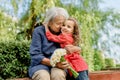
[43,7,69,24]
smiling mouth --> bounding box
[62,30,68,33]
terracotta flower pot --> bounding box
[89,70,120,80]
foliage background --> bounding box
[0,0,120,79]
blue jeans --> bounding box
[67,70,89,80]
[76,70,89,80]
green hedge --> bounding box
[0,40,30,79]
[105,58,116,68]
[93,50,105,71]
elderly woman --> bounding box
[29,7,81,80]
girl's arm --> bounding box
[44,25,60,42]
[65,45,81,54]
[46,31,69,44]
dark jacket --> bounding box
[28,25,60,78]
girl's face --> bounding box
[61,20,74,34]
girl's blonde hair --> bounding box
[68,17,80,46]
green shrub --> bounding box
[93,50,105,71]
[0,40,30,79]
[105,58,116,69]
[116,64,120,68]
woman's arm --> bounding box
[41,58,51,66]
[30,28,45,65]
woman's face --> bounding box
[61,20,74,34]
[48,15,66,34]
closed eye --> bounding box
[62,24,65,26]
[67,25,71,28]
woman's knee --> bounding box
[32,70,50,80]
[51,68,66,80]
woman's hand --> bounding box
[41,58,51,66]
[56,61,70,69]
[65,45,81,54]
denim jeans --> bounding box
[67,70,89,80]
[76,70,89,80]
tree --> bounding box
[0,10,18,40]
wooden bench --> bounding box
[10,70,120,80]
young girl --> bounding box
[45,17,89,80]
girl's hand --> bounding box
[65,45,81,54]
